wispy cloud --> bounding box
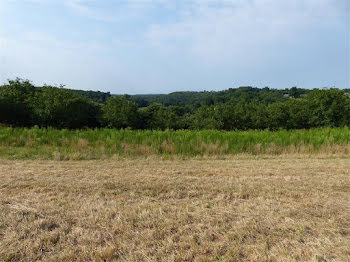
[62,0,168,23]
[145,0,348,64]
[63,0,118,22]
[1,0,348,92]
[23,31,102,50]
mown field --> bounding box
[0,157,349,261]
[0,127,349,159]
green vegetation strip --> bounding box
[1,127,349,160]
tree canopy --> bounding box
[1,78,349,130]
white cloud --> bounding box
[145,0,348,65]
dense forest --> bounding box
[1,78,349,130]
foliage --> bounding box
[70,89,112,103]
[33,86,101,129]
[102,96,139,129]
[0,78,36,126]
[0,78,349,130]
[130,86,311,107]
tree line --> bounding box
[1,78,349,130]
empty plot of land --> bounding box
[0,157,349,262]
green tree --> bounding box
[190,106,223,130]
[285,99,311,129]
[0,78,36,126]
[138,103,187,130]
[267,102,289,130]
[102,96,139,129]
[307,89,350,127]
[138,103,166,130]
[33,86,101,129]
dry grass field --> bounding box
[0,156,349,261]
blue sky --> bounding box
[0,0,349,94]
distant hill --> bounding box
[48,85,346,107]
[67,85,341,107]
[69,89,112,103]
[129,86,311,107]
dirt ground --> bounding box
[0,156,349,261]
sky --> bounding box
[0,0,349,94]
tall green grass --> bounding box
[0,127,349,159]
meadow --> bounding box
[0,127,349,160]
